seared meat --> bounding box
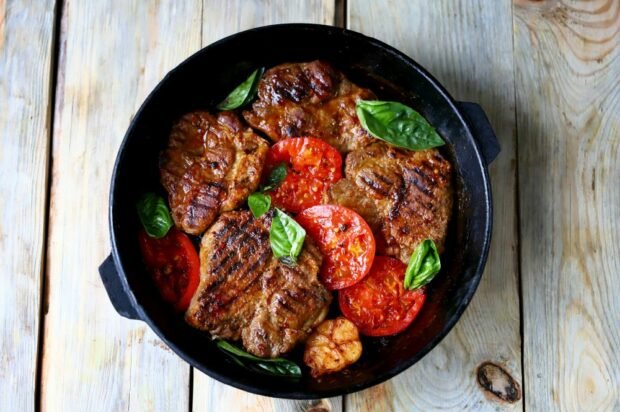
[160,111,269,235]
[243,61,376,153]
[330,141,453,262]
[185,210,332,358]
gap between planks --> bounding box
[35,0,64,410]
[509,2,527,409]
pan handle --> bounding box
[456,102,501,165]
[99,254,141,320]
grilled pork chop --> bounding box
[185,210,332,358]
[243,60,376,153]
[330,141,453,262]
[160,111,269,235]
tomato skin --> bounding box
[297,205,375,290]
[138,227,200,312]
[339,256,426,336]
[264,137,342,213]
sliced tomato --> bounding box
[138,227,200,312]
[264,137,342,213]
[339,256,426,336]
[297,205,375,290]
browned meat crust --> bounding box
[185,210,332,358]
[243,60,376,153]
[330,141,453,262]
[160,111,269,235]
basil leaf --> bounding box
[270,209,305,264]
[216,340,302,378]
[217,340,261,359]
[356,100,445,150]
[253,361,301,377]
[136,193,173,238]
[404,239,441,289]
[216,67,264,110]
[248,192,271,218]
[262,163,287,191]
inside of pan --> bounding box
[110,25,490,397]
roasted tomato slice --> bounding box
[138,227,200,312]
[339,256,426,336]
[297,205,375,290]
[264,137,342,213]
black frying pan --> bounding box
[98,24,500,399]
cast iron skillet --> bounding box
[98,24,500,399]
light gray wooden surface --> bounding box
[514,0,620,410]
[1,0,619,411]
[0,0,55,410]
[40,1,200,410]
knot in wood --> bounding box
[477,361,522,403]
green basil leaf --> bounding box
[252,361,301,377]
[136,193,173,238]
[262,163,288,191]
[216,67,264,110]
[248,192,271,218]
[216,340,302,378]
[217,340,260,359]
[269,209,305,264]
[404,239,441,289]
[356,100,445,150]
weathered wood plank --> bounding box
[347,1,523,410]
[191,1,342,410]
[0,0,55,410]
[514,0,620,410]
[40,1,202,410]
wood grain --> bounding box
[24,0,618,410]
[0,0,55,410]
[514,0,620,410]
[40,1,202,410]
[191,2,342,410]
[347,1,523,410]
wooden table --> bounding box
[2,0,619,410]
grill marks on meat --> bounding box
[243,60,376,153]
[166,62,455,358]
[160,111,269,235]
[243,242,329,357]
[330,141,453,262]
[185,210,332,358]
